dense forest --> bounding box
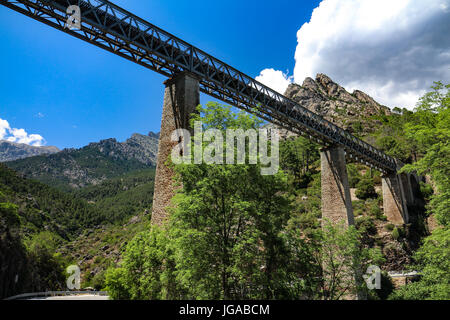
[0,164,155,298]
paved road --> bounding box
[30,294,109,300]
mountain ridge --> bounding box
[5,131,159,191]
[0,140,60,162]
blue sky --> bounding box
[0,0,320,149]
[1,0,448,150]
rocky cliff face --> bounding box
[284,74,391,134]
[0,141,59,162]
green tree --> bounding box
[402,82,450,226]
[392,82,450,300]
[372,105,418,163]
[347,164,362,188]
[105,102,395,301]
[279,137,319,189]
[390,228,450,300]
[171,161,291,299]
[355,178,377,200]
[170,102,292,299]
[376,136,412,163]
[104,268,129,300]
[105,226,179,300]
[319,221,384,300]
[0,202,20,232]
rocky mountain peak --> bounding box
[353,90,379,106]
[316,73,358,103]
[84,134,159,166]
[6,131,160,190]
[96,138,118,146]
[148,131,160,140]
[284,74,391,133]
[0,140,60,162]
[302,77,320,91]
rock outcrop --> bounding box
[284,74,391,133]
[92,131,159,166]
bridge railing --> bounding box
[0,0,398,173]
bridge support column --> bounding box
[151,72,200,226]
[320,146,355,226]
[382,174,409,225]
[400,173,414,207]
[321,146,366,300]
[409,173,424,207]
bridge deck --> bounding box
[0,0,398,173]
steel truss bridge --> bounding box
[0,0,398,173]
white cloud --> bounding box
[255,69,293,94]
[0,118,10,140]
[294,0,450,109]
[0,117,46,146]
[259,0,450,109]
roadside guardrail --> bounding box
[4,291,108,300]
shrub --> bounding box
[392,227,400,240]
[389,228,450,300]
[385,224,395,231]
[369,272,394,300]
[105,227,181,300]
[347,164,361,188]
[374,237,385,247]
[373,172,382,185]
[91,271,106,291]
[352,121,363,134]
[355,216,377,236]
[367,199,383,219]
[352,200,365,216]
[105,268,129,300]
[94,256,103,264]
[356,179,378,200]
[419,182,433,202]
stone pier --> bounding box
[151,72,200,226]
[321,146,365,300]
[409,173,424,207]
[399,173,414,207]
[320,146,355,226]
[382,174,409,225]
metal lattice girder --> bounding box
[0,0,399,173]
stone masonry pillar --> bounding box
[382,174,408,225]
[320,146,355,226]
[321,146,364,300]
[409,173,423,207]
[151,72,200,226]
[397,174,410,223]
[400,173,414,207]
